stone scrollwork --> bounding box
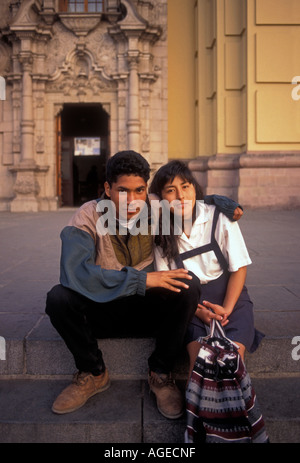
[0,42,11,75]
[47,44,117,95]
[13,175,40,196]
[35,134,44,153]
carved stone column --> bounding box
[127,52,141,152]
[19,53,35,164]
[108,0,161,155]
[6,0,55,211]
[10,51,40,212]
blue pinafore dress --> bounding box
[175,209,264,353]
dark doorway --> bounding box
[57,103,109,207]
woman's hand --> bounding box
[195,301,232,327]
[198,267,247,325]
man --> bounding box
[46,150,242,419]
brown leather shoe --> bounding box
[148,371,184,419]
[52,369,110,414]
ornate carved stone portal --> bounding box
[0,0,167,211]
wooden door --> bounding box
[55,113,62,206]
[56,113,74,207]
[61,137,74,206]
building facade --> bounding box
[0,0,167,211]
[169,0,300,208]
[0,0,300,211]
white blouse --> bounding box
[154,202,252,284]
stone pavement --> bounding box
[0,207,299,443]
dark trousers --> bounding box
[45,273,201,375]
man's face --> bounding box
[104,174,148,220]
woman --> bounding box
[149,160,264,377]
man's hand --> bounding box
[146,269,192,292]
[233,206,243,221]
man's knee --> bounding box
[175,272,201,319]
[45,284,69,318]
[180,271,201,300]
[188,271,201,290]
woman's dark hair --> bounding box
[149,160,204,265]
[106,150,150,186]
[149,160,203,201]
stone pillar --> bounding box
[20,53,35,164]
[10,52,39,212]
[127,52,140,152]
[108,0,161,157]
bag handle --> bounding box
[208,318,240,350]
[209,318,226,338]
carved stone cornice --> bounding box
[8,0,53,44]
[139,72,157,84]
[59,13,102,37]
[126,51,140,69]
[18,52,34,71]
[40,0,56,26]
[188,153,300,172]
[9,161,49,174]
[110,1,161,39]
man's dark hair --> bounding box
[105,150,150,186]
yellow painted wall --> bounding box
[247,0,300,151]
[197,0,246,156]
[167,0,195,159]
[168,0,247,159]
[168,0,300,159]
[196,0,217,157]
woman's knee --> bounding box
[235,342,245,361]
[186,340,201,382]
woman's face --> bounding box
[161,175,196,219]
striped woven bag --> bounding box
[185,319,269,443]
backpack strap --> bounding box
[210,209,229,274]
[174,208,229,274]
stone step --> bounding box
[0,376,299,443]
[1,315,300,378]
